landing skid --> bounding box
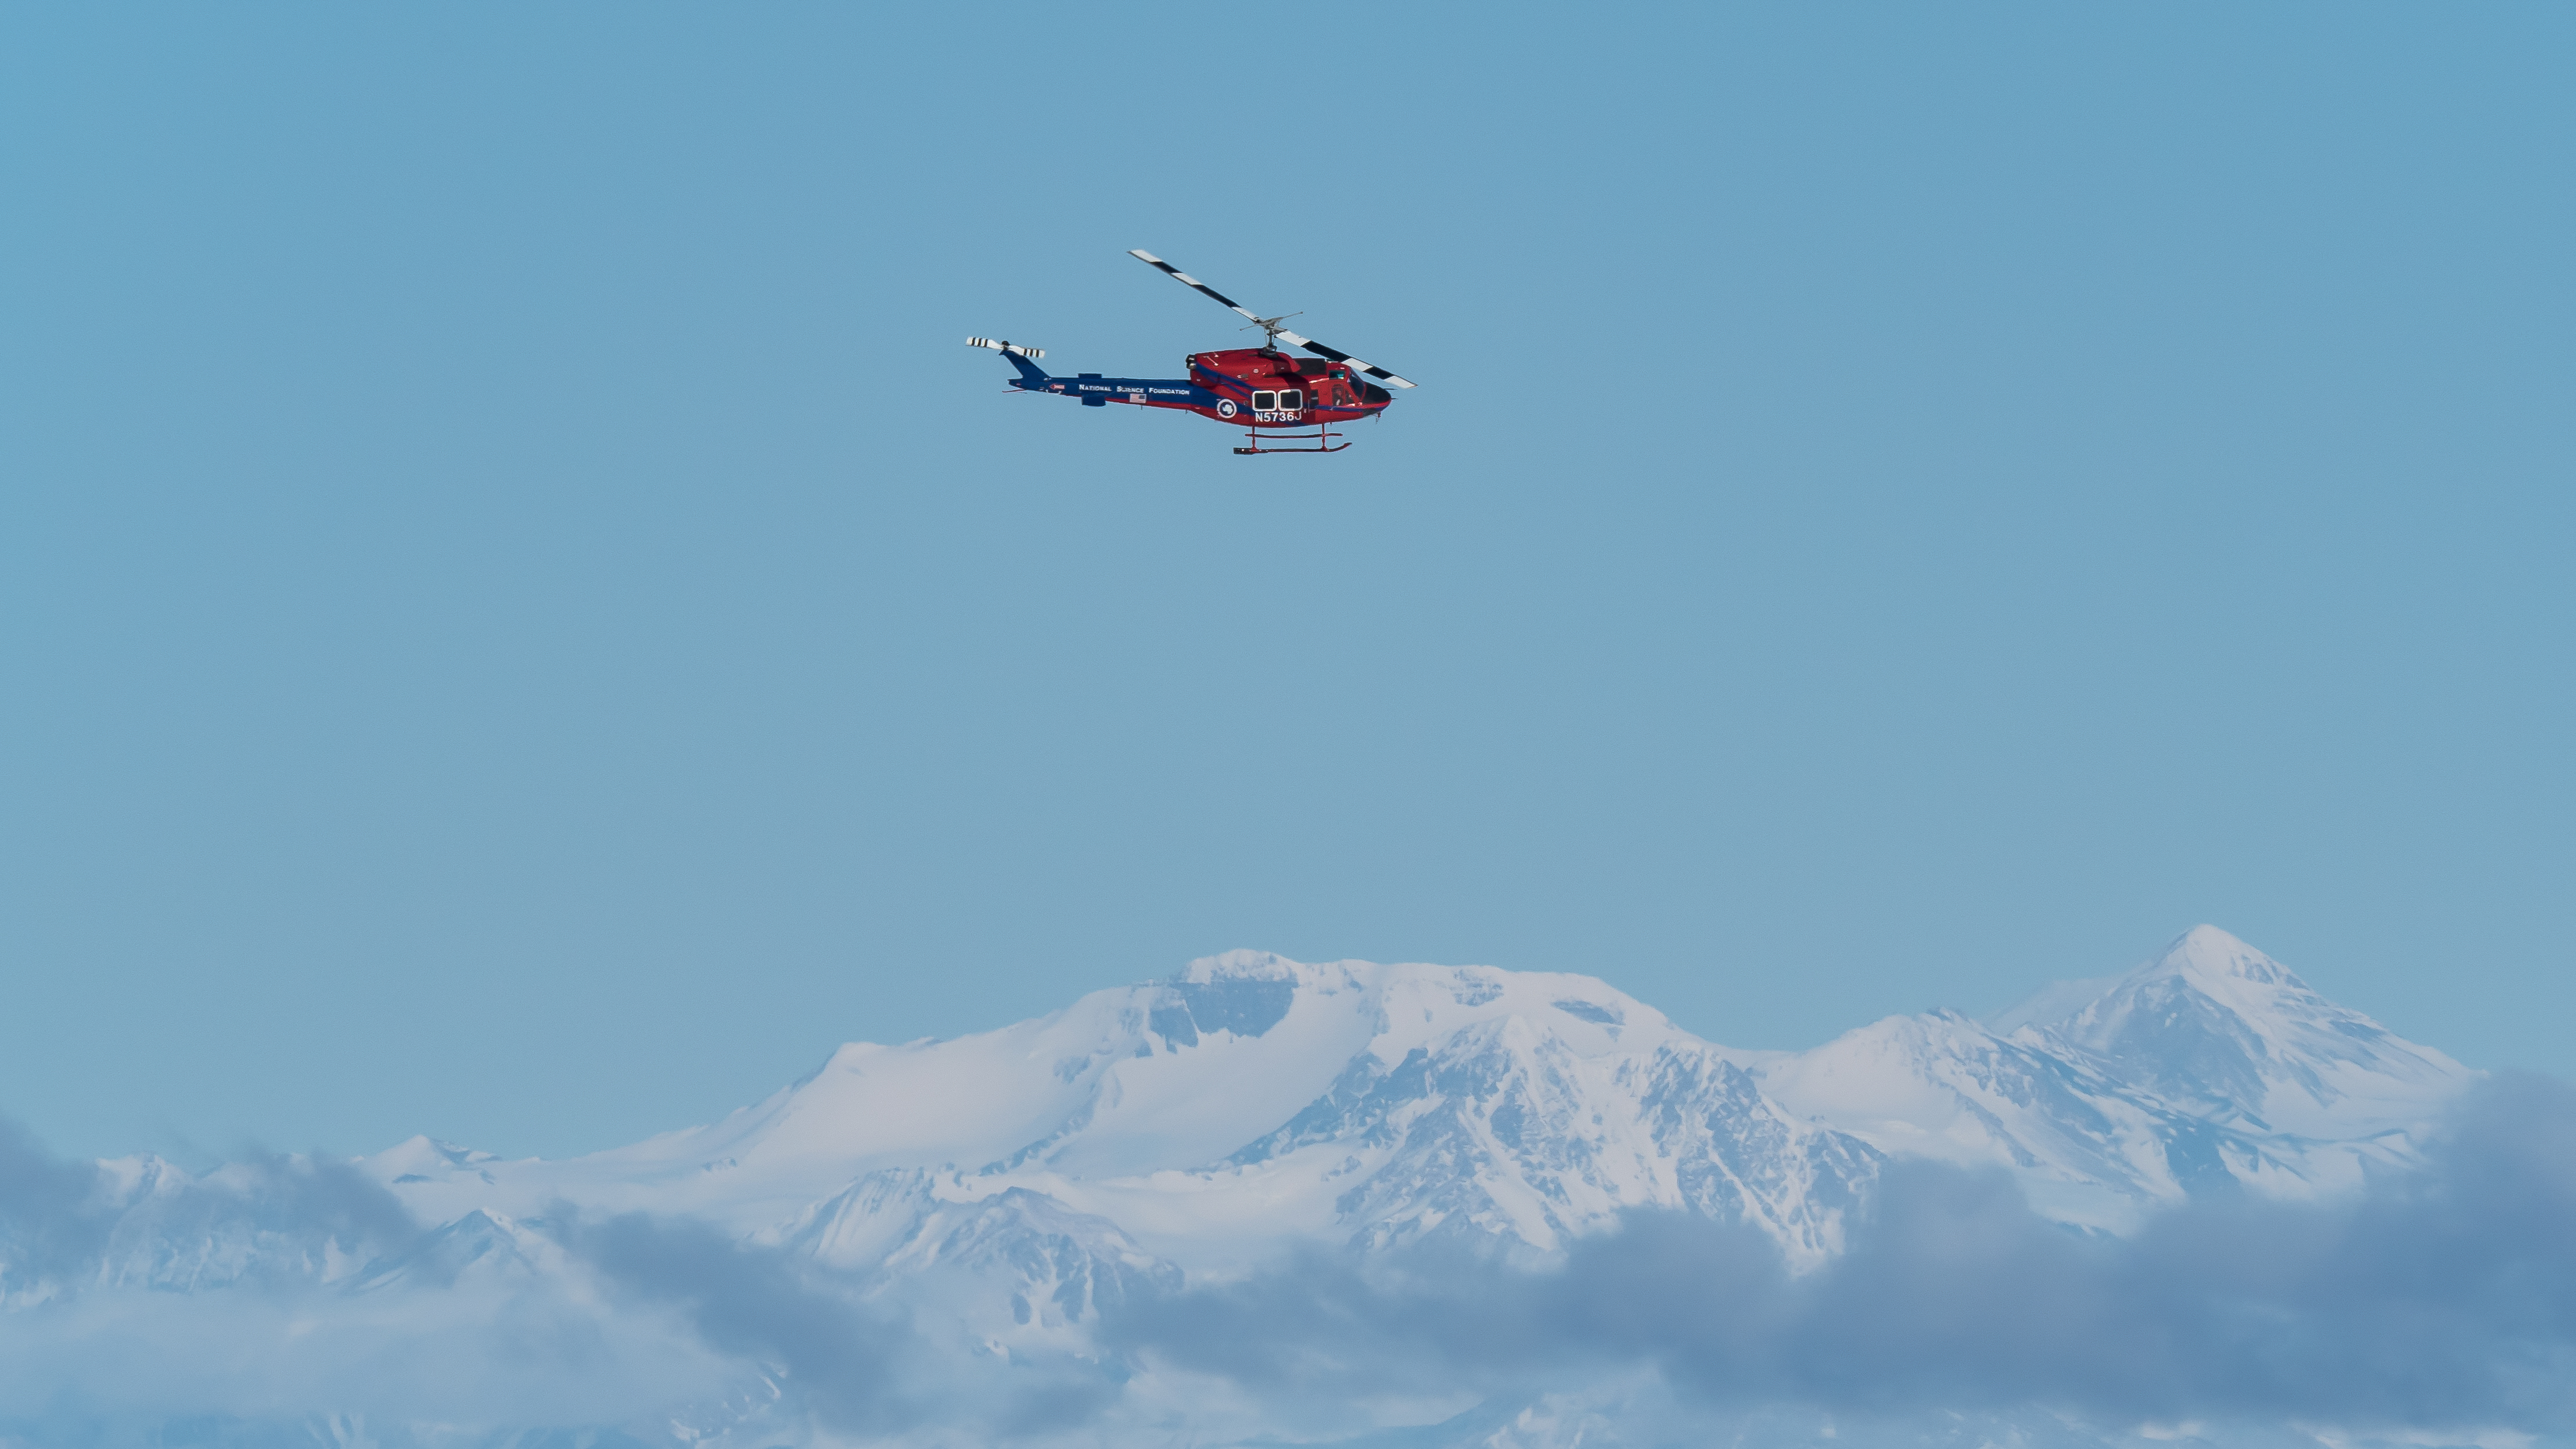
[1234,423,1348,455]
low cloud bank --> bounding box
[1103,1073,2576,1436]
[571,1210,1140,1438]
[0,1119,416,1295]
[0,1077,2570,1443]
[571,1210,918,1432]
[0,1129,731,1434]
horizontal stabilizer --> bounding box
[967,337,1044,359]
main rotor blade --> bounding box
[1127,250,1269,328]
[1277,329,1417,389]
[1130,250,1418,389]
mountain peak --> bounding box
[2144,925,2308,991]
[2056,928,2466,1132]
[1986,925,2297,1035]
[1174,948,1301,984]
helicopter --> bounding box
[967,250,1416,454]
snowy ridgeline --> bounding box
[0,926,2488,1448]
[361,924,2468,1272]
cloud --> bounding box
[569,1209,921,1433]
[568,1209,1150,1438]
[0,1128,1094,1443]
[1101,1073,2576,1438]
[4,1080,2573,1443]
[0,1132,733,1438]
[0,1122,421,1297]
[0,1116,116,1286]
[0,1263,728,1432]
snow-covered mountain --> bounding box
[362,925,2466,1267]
[369,948,1893,1271]
[0,926,2484,1448]
[1753,926,2467,1232]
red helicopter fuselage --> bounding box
[1179,348,1397,430]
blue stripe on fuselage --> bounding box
[1027,376,1221,406]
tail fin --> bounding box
[967,337,1050,386]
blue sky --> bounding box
[2,5,2569,1163]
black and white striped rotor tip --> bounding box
[967,337,1043,359]
[1270,328,1417,390]
[1126,250,1254,318]
[1126,250,1417,389]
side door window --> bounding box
[1279,390,1303,411]
[1251,390,1277,411]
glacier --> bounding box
[0,925,2528,1449]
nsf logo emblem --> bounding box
[1216,399,1237,418]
